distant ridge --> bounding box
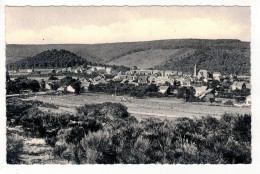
[6,39,250,74]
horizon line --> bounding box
[6,38,250,45]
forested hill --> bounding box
[6,39,250,74]
[154,46,250,75]
[6,49,90,70]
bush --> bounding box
[76,102,130,120]
[6,131,24,164]
[49,75,59,80]
[224,100,234,106]
[7,98,251,164]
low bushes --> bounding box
[6,98,251,164]
[6,131,24,164]
[53,114,251,164]
[76,102,130,119]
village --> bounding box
[7,63,251,106]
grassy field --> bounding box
[107,49,195,69]
[26,93,251,120]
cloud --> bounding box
[6,16,249,44]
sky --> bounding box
[5,6,250,44]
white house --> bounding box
[213,72,222,81]
[106,67,112,74]
[67,85,76,93]
[246,95,251,106]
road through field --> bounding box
[27,93,251,119]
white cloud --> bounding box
[6,17,248,44]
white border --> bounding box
[0,1,260,174]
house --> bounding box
[138,76,148,84]
[67,85,76,93]
[45,83,54,90]
[194,86,208,97]
[237,75,250,82]
[246,83,251,90]
[148,76,156,84]
[120,79,129,84]
[177,71,183,76]
[57,86,66,92]
[179,77,191,86]
[46,82,59,90]
[231,81,246,90]
[197,70,208,79]
[194,86,215,102]
[106,67,112,74]
[163,71,174,77]
[201,92,215,102]
[159,86,171,94]
[128,81,139,86]
[213,72,222,81]
[154,76,172,85]
[246,95,251,106]
[81,81,91,92]
[27,69,33,73]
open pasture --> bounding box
[27,93,251,119]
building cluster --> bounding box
[8,64,251,105]
[8,65,113,77]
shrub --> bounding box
[6,131,24,164]
[224,100,234,106]
[76,102,129,120]
[7,98,251,164]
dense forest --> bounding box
[155,47,250,75]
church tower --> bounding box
[194,64,197,77]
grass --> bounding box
[26,93,251,120]
[107,49,195,69]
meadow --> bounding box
[26,93,251,120]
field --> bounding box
[26,93,251,120]
[107,49,195,69]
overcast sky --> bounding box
[5,6,250,44]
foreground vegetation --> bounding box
[7,98,251,164]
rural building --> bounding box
[67,85,76,93]
[138,76,148,84]
[128,81,139,86]
[106,67,112,74]
[213,72,222,81]
[159,86,171,94]
[45,83,54,90]
[201,92,215,102]
[177,71,183,76]
[57,86,66,92]
[194,86,208,97]
[231,81,246,90]
[197,70,208,79]
[154,76,172,85]
[246,83,251,90]
[246,95,251,105]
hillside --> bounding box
[107,49,196,69]
[6,39,250,74]
[6,49,89,70]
